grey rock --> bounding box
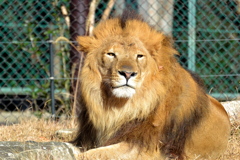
[222,100,240,123]
[0,141,80,160]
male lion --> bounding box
[71,12,230,160]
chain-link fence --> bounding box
[0,0,239,123]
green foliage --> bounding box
[0,0,71,115]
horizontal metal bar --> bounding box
[0,87,67,95]
[210,93,240,101]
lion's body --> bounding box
[72,13,230,160]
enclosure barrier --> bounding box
[0,0,239,121]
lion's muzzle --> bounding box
[118,70,137,81]
[111,69,138,98]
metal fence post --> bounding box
[188,0,196,72]
[49,34,55,117]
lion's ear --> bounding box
[76,36,98,53]
[161,36,179,55]
[152,35,179,56]
[145,33,179,56]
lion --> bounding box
[71,12,230,160]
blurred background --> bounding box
[0,0,239,123]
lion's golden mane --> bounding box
[71,12,230,160]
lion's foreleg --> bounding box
[77,142,160,160]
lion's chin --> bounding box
[112,86,136,98]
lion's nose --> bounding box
[118,71,137,80]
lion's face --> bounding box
[77,19,175,99]
[97,36,150,98]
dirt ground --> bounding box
[0,117,239,159]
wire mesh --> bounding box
[0,0,239,122]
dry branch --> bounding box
[86,0,100,36]
[61,5,70,28]
[101,0,116,21]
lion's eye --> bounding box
[137,54,144,59]
[106,52,116,57]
